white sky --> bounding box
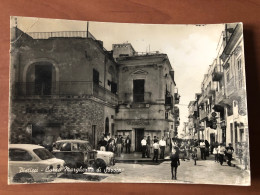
[13,16,224,134]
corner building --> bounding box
[114,44,179,152]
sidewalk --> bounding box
[115,152,170,163]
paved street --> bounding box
[52,157,250,185]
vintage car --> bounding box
[9,144,65,183]
[52,140,115,172]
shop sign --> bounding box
[126,120,149,126]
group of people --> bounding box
[97,133,132,157]
[141,136,166,161]
[213,143,234,166]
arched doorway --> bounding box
[105,117,109,135]
[25,61,57,96]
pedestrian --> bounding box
[218,143,226,165]
[153,139,159,162]
[200,140,206,160]
[159,137,166,159]
[125,135,131,154]
[185,141,191,160]
[179,142,186,161]
[213,145,218,162]
[114,135,118,153]
[170,146,180,180]
[205,140,210,157]
[116,135,123,157]
[191,147,198,165]
[98,136,107,151]
[150,136,154,155]
[141,136,147,158]
[121,136,125,153]
[226,143,234,166]
[146,136,151,158]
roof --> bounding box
[55,139,89,144]
[9,144,45,150]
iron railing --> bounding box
[14,81,118,105]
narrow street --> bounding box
[52,157,250,185]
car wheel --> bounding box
[93,158,107,173]
[13,173,34,183]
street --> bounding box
[52,157,250,185]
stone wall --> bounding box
[10,98,105,146]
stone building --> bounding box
[10,28,180,152]
[220,23,248,153]
[10,27,118,148]
[113,43,179,152]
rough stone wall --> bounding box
[10,98,105,145]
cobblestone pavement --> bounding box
[101,159,250,185]
[52,158,250,185]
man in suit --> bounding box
[125,135,131,154]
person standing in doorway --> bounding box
[159,137,166,159]
[141,136,147,158]
[153,139,159,162]
[125,135,131,154]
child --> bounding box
[191,147,198,165]
[170,146,180,180]
[213,145,219,162]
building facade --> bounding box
[10,28,118,149]
[10,27,180,152]
[113,43,179,152]
[187,23,249,168]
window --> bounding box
[226,69,230,82]
[33,148,54,160]
[9,149,33,161]
[133,79,145,102]
[237,58,243,88]
[93,69,99,85]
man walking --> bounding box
[125,135,131,154]
[141,136,147,158]
[159,137,166,159]
[153,139,160,162]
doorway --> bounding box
[35,65,52,95]
[135,128,144,152]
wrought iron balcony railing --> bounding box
[14,81,118,105]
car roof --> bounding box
[55,139,89,144]
[9,144,45,150]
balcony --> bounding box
[206,87,215,97]
[212,71,224,82]
[174,93,180,104]
[199,110,208,121]
[14,81,118,105]
[215,89,226,105]
[118,92,152,104]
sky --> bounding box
[12,16,224,135]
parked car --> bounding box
[53,140,115,172]
[9,144,65,184]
